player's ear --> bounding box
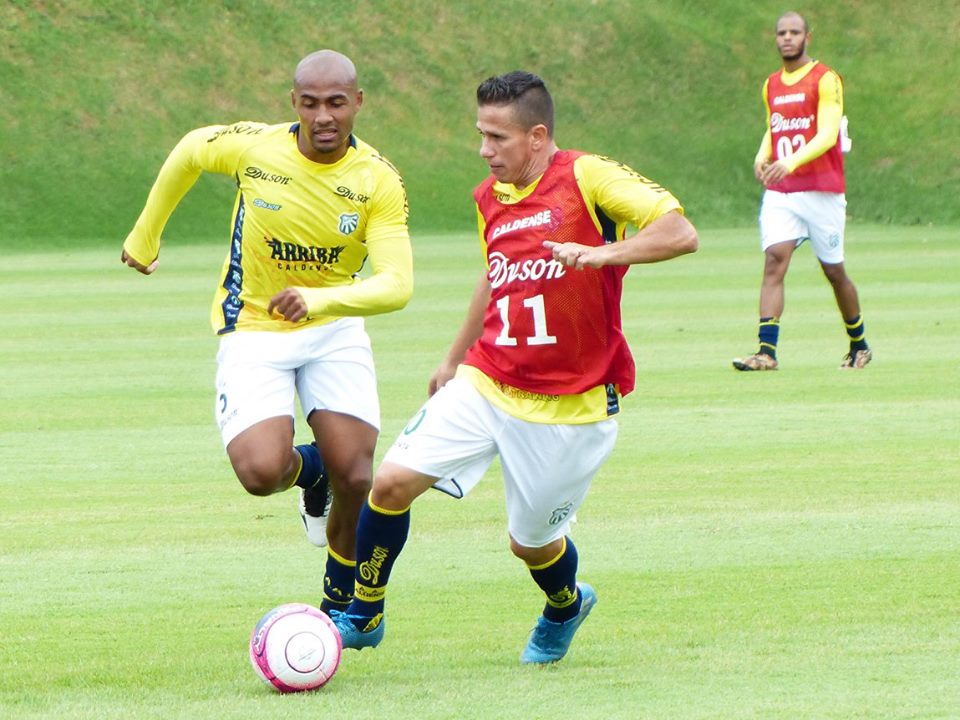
[529,123,548,149]
[355,89,364,111]
[290,89,296,109]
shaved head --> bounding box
[777,11,809,33]
[290,49,363,163]
[294,50,358,90]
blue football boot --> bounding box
[520,583,597,664]
[329,609,385,650]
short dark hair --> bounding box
[777,11,810,33]
[476,71,554,136]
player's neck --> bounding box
[513,146,558,191]
[296,131,351,164]
[782,54,812,73]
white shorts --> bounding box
[384,377,618,548]
[759,190,847,264]
[214,318,380,446]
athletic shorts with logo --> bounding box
[385,376,618,548]
[759,190,847,263]
[214,317,380,446]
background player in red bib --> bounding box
[329,71,698,663]
[733,11,872,371]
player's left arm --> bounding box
[762,71,843,184]
[270,167,413,321]
[545,156,698,269]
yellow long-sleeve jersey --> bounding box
[123,122,413,334]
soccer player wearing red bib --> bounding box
[331,71,698,663]
[733,12,872,371]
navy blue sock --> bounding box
[320,548,355,615]
[845,314,868,352]
[758,316,779,359]
[293,443,326,490]
[348,497,411,630]
[527,537,582,623]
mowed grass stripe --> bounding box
[1,225,957,719]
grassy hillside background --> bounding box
[1,0,958,249]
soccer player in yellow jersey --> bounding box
[120,50,413,615]
[331,71,697,664]
[733,11,871,371]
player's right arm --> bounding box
[754,78,773,182]
[429,271,489,396]
[428,208,490,395]
[121,123,258,272]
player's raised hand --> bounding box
[268,288,309,322]
[121,249,159,275]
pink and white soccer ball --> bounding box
[249,603,342,692]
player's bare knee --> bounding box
[763,257,790,281]
[370,468,419,510]
[232,458,287,496]
[510,535,565,565]
[331,469,373,501]
[508,537,527,559]
[237,473,281,496]
[821,264,848,287]
[509,539,543,564]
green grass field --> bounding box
[1,226,958,719]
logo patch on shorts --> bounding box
[828,232,840,248]
[549,502,573,526]
[217,392,238,431]
[403,409,426,435]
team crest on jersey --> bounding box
[338,212,360,235]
